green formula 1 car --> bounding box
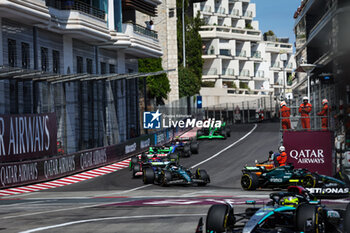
[196,122,231,140]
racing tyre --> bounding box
[197,169,210,186]
[241,173,259,190]
[132,164,141,178]
[296,204,325,233]
[161,171,172,186]
[226,128,231,137]
[220,129,227,139]
[143,168,155,184]
[190,142,199,154]
[345,202,350,233]
[183,145,191,157]
[206,204,234,233]
[302,174,317,188]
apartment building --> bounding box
[264,36,295,101]
[292,0,350,116]
[0,0,162,152]
[193,0,295,107]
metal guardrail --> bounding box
[46,0,106,20]
[133,24,158,39]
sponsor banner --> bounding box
[0,127,185,188]
[284,131,334,176]
[0,113,57,162]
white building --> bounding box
[0,0,163,152]
[264,36,295,101]
[193,0,295,107]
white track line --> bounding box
[191,124,258,169]
[19,213,206,233]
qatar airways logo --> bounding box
[289,149,325,164]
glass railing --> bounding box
[272,62,280,68]
[46,0,106,20]
[220,49,231,56]
[202,5,212,13]
[222,68,235,76]
[133,24,158,39]
[203,68,218,75]
[230,9,240,16]
[256,70,264,78]
[215,7,226,14]
[239,69,250,77]
[252,51,261,58]
[237,50,247,57]
[244,10,253,17]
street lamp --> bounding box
[299,63,316,100]
[182,0,186,68]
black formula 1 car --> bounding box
[203,186,350,233]
[241,163,350,198]
[142,162,210,186]
[163,137,199,157]
[129,152,178,178]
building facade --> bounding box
[193,0,295,107]
[0,0,162,153]
[292,0,350,131]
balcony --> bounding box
[110,23,161,58]
[202,5,212,13]
[133,24,158,39]
[252,51,261,58]
[271,62,280,68]
[219,49,232,56]
[243,10,253,18]
[46,0,105,20]
[229,9,240,16]
[203,68,218,76]
[265,42,293,53]
[236,50,247,57]
[222,68,235,76]
[239,69,250,77]
[215,7,226,15]
[255,70,265,78]
[199,26,262,41]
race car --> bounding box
[129,151,178,178]
[163,137,199,157]
[196,122,231,140]
[149,139,199,158]
[142,162,210,186]
[241,162,350,198]
[204,186,350,233]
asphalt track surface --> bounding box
[0,123,348,233]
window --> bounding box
[8,39,17,67]
[86,58,93,74]
[109,64,115,74]
[52,50,60,73]
[21,42,30,69]
[77,56,83,73]
[100,62,106,75]
[41,47,48,71]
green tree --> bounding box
[177,1,203,97]
[138,58,170,105]
[178,67,200,98]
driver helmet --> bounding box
[322,99,328,105]
[280,196,299,207]
[302,96,309,102]
[280,101,287,108]
[279,146,285,152]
